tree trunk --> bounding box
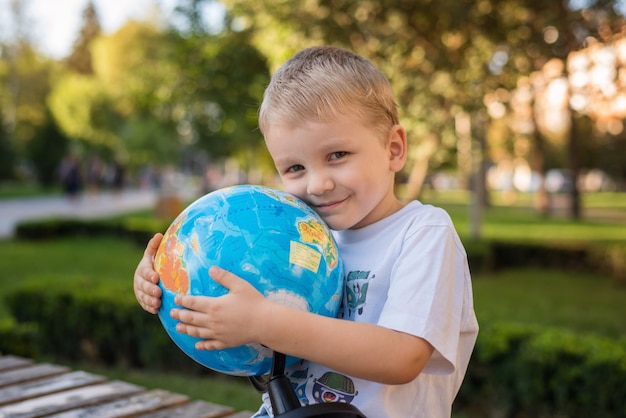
[568,113,581,220]
[531,130,551,217]
[402,134,437,202]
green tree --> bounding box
[0,103,16,181]
[1,42,57,176]
[220,0,521,199]
[173,0,223,35]
[49,21,179,168]
[221,0,624,214]
[166,28,270,170]
[65,1,101,74]
[48,72,120,149]
[166,1,272,173]
[490,1,624,218]
[49,15,271,176]
[27,108,69,188]
[90,21,180,166]
[0,0,66,185]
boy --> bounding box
[134,45,478,417]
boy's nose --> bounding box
[307,172,334,196]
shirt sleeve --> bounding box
[377,208,470,375]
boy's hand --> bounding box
[171,266,268,351]
[133,233,163,314]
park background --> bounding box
[1,0,625,417]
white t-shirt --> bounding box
[258,201,479,418]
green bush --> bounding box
[0,318,40,358]
[456,322,626,418]
[5,286,208,374]
[588,242,626,285]
[5,285,626,417]
[464,241,626,284]
[489,241,590,271]
[14,218,170,247]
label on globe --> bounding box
[289,240,322,273]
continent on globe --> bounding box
[155,217,189,294]
[154,185,344,376]
[298,220,340,275]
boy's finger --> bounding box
[148,270,161,284]
[145,233,163,256]
[209,266,241,289]
[149,282,162,296]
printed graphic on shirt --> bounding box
[287,363,358,406]
[343,270,373,316]
[312,371,358,404]
[288,365,311,405]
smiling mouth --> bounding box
[313,197,347,210]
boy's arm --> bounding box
[133,233,163,314]
[172,266,434,385]
[262,301,433,384]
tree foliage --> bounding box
[167,1,272,170]
[27,108,68,187]
[167,29,270,166]
[3,0,626,194]
[64,1,102,74]
[0,102,16,181]
[49,21,179,167]
[47,14,271,173]
[221,0,625,198]
[0,41,59,174]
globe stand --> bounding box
[249,351,366,418]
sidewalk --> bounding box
[0,189,159,239]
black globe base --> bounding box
[250,351,367,418]
[274,402,366,418]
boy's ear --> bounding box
[388,125,407,172]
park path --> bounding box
[0,189,159,239]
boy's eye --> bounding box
[287,164,305,173]
[330,151,347,160]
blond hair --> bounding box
[259,46,399,140]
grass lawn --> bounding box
[473,268,626,338]
[421,190,626,244]
[0,183,61,199]
[0,237,141,321]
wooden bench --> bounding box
[0,354,255,418]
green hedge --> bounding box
[14,218,171,247]
[3,285,626,417]
[4,286,208,374]
[456,323,626,418]
[467,240,626,284]
[0,318,39,358]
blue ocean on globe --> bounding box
[155,185,344,376]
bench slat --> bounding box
[45,389,189,418]
[227,412,256,418]
[134,399,235,418]
[0,356,253,417]
[0,364,70,388]
[0,370,107,406]
[0,380,145,418]
[0,357,33,373]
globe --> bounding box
[155,184,344,376]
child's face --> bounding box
[264,114,406,230]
